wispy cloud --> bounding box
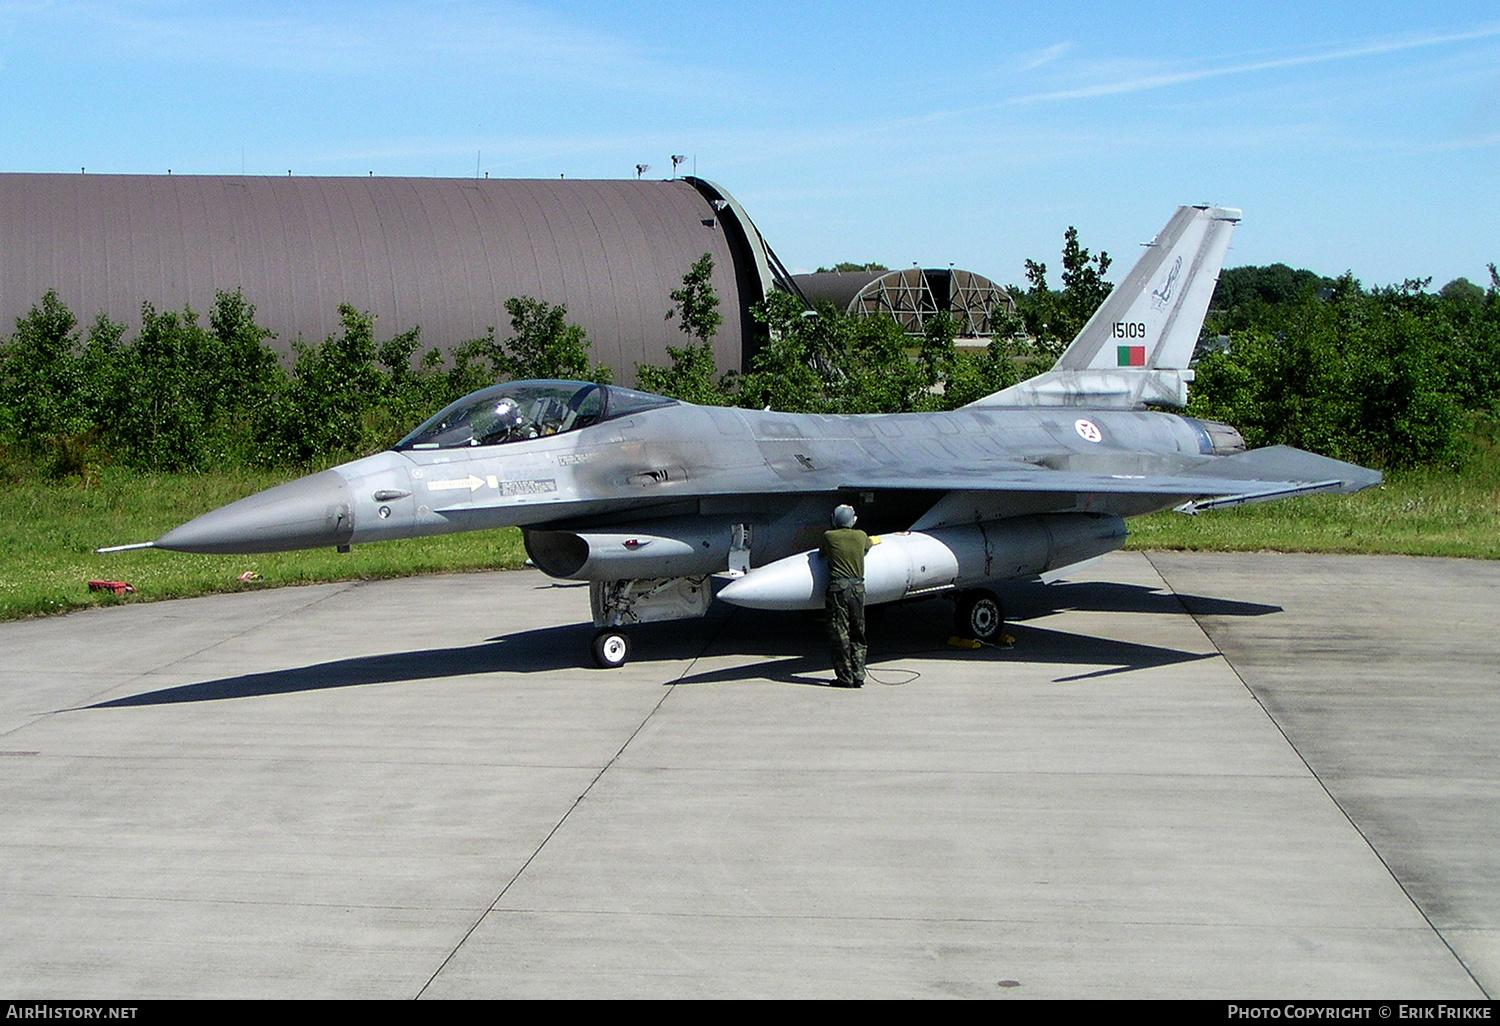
[5,0,708,92]
[1011,23,1500,104]
[1017,41,1073,72]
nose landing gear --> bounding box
[591,628,632,669]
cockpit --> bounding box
[395,380,678,451]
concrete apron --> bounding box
[0,554,1486,998]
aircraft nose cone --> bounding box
[154,470,355,554]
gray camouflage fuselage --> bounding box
[125,205,1381,642]
[152,397,1363,572]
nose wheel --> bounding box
[954,589,1004,642]
[592,628,632,668]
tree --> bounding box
[1439,277,1486,307]
[498,297,611,383]
[666,253,722,345]
[0,290,89,447]
[1203,264,1336,338]
[276,304,388,462]
[446,327,508,399]
[1189,274,1463,469]
[199,290,288,464]
[1015,226,1112,353]
[944,332,1028,408]
[637,254,734,404]
[635,340,731,405]
[828,309,928,414]
[732,293,941,415]
[207,289,280,404]
[113,303,215,470]
[1058,226,1112,329]
[736,291,830,413]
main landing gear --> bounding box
[954,589,1005,642]
[588,584,1005,667]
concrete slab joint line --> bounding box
[416,612,723,998]
[1145,551,1497,999]
[0,555,1492,998]
[0,580,363,742]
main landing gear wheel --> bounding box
[954,589,1005,642]
[592,628,631,669]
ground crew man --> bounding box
[820,504,879,688]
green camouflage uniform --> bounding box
[821,527,872,687]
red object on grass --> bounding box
[88,580,136,595]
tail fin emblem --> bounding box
[1150,256,1182,311]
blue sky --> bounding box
[1,1,1496,288]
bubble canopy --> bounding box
[395,380,678,451]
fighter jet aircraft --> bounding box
[103,205,1380,667]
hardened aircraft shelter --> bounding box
[0,173,799,378]
[794,267,1015,339]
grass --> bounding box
[4,430,1499,621]
[1126,426,1500,558]
[0,466,527,620]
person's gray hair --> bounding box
[832,504,857,528]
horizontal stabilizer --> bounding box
[1171,445,1381,511]
[1176,444,1383,491]
[982,368,1194,409]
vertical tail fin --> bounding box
[972,205,1240,409]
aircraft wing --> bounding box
[835,445,1380,529]
[837,465,1351,501]
[837,445,1373,496]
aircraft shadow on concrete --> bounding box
[994,578,1281,622]
[88,612,745,708]
[87,580,1265,708]
[674,599,1225,687]
[86,620,609,708]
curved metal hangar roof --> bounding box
[0,173,790,376]
[794,267,1015,339]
